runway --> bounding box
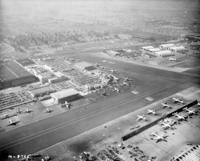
[0,56,198,159]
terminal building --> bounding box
[0,60,38,89]
[51,88,81,104]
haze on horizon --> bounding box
[1,0,199,36]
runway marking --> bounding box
[0,85,178,152]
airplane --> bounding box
[65,101,71,109]
[25,108,32,113]
[173,113,186,121]
[197,102,200,106]
[136,115,147,121]
[160,120,174,130]
[8,116,20,126]
[147,109,157,115]
[114,87,120,93]
[183,108,196,115]
[172,97,184,104]
[0,114,9,120]
[161,103,172,108]
[46,108,53,113]
[124,77,132,81]
[150,132,167,142]
[123,81,129,86]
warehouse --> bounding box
[75,61,94,71]
[0,60,38,89]
[141,46,154,52]
[51,88,81,104]
[28,86,56,98]
[155,50,174,57]
[169,46,186,53]
[48,76,70,84]
[159,44,175,50]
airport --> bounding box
[0,0,200,161]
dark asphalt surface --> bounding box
[0,55,199,160]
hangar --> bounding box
[75,61,96,71]
[28,86,56,98]
[51,88,81,104]
[0,60,38,89]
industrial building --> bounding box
[48,76,69,84]
[141,46,154,52]
[159,43,175,50]
[141,46,161,57]
[51,88,81,104]
[75,61,96,71]
[155,50,174,57]
[28,86,56,98]
[169,45,186,53]
[0,60,38,89]
[27,65,56,84]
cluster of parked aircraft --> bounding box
[150,132,168,142]
[135,97,199,143]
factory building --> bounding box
[75,61,94,71]
[155,50,174,57]
[159,44,175,50]
[0,60,38,89]
[169,45,186,53]
[141,46,161,57]
[48,76,69,84]
[27,65,56,84]
[51,88,81,104]
[28,86,56,98]
[141,46,154,52]
[74,61,99,75]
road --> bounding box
[0,55,199,160]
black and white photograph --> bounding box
[0,0,200,161]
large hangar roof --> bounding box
[75,61,93,70]
[0,60,35,82]
[51,88,79,99]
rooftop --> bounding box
[142,46,154,50]
[160,43,175,48]
[0,60,35,82]
[51,88,79,99]
[85,66,97,71]
[75,61,93,69]
[155,50,172,55]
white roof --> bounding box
[142,46,154,50]
[169,46,185,50]
[155,50,172,55]
[51,88,78,99]
[75,61,93,69]
[160,44,175,48]
[148,48,160,52]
